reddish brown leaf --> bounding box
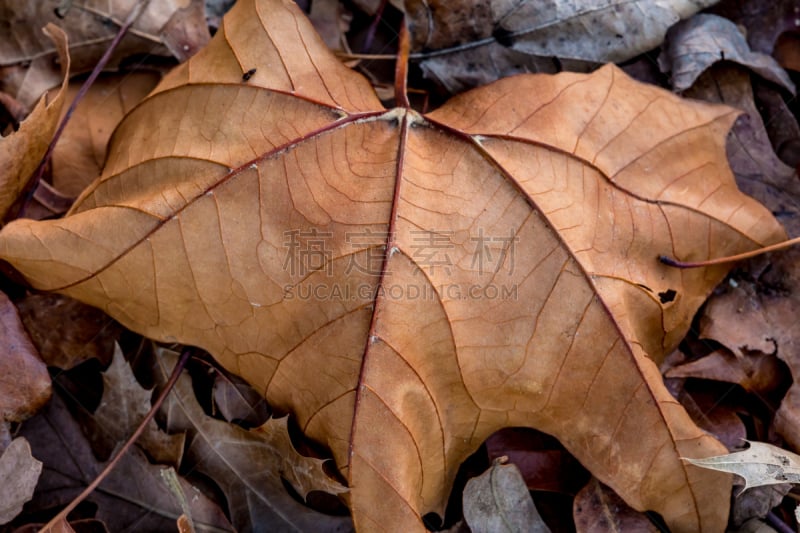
[0,0,788,530]
[573,478,658,533]
[17,293,119,370]
[0,291,50,426]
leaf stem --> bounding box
[659,235,800,268]
[15,0,150,220]
[39,346,192,532]
[394,17,410,108]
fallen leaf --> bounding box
[709,0,800,57]
[155,347,352,533]
[212,371,271,426]
[308,0,352,53]
[685,441,800,490]
[17,293,119,370]
[462,458,550,533]
[408,0,717,92]
[731,483,792,529]
[18,389,235,532]
[0,23,69,219]
[658,14,795,93]
[0,0,788,530]
[665,348,786,395]
[485,428,589,494]
[0,0,207,108]
[83,344,184,466]
[0,438,42,525]
[0,290,51,427]
[752,82,800,169]
[684,66,800,236]
[699,248,800,452]
[572,478,657,533]
[48,71,161,200]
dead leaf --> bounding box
[0,0,208,108]
[484,428,589,495]
[48,71,161,200]
[308,0,352,53]
[710,0,800,57]
[0,438,42,525]
[0,0,789,530]
[684,66,800,237]
[0,290,51,427]
[18,389,235,532]
[663,376,749,452]
[685,441,800,490]
[408,0,717,92]
[731,483,792,529]
[699,248,800,452]
[666,348,786,395]
[658,14,795,93]
[573,478,657,533]
[155,347,353,533]
[0,23,69,219]
[462,459,550,533]
[84,344,184,466]
[212,371,271,426]
[17,293,119,370]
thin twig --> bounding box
[15,0,150,220]
[39,346,192,531]
[659,235,800,268]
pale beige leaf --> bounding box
[684,441,800,490]
[0,437,42,525]
[462,459,550,533]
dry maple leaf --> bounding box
[0,0,787,530]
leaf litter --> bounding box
[0,0,795,528]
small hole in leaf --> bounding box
[658,289,676,303]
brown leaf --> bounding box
[0,0,788,530]
[84,344,184,466]
[658,14,795,93]
[154,347,352,533]
[573,478,657,533]
[666,348,786,395]
[0,23,69,219]
[485,428,589,495]
[685,66,800,237]
[17,293,119,369]
[700,248,800,452]
[48,71,161,200]
[0,291,51,426]
[0,0,208,108]
[18,390,235,532]
[462,459,550,533]
[408,0,716,92]
[0,438,42,525]
[212,371,270,426]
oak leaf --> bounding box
[153,347,352,533]
[0,0,787,530]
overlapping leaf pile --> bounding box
[0,0,789,530]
